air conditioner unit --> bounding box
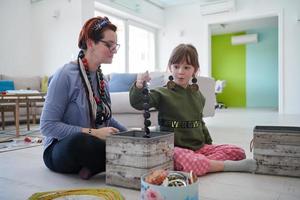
[200,0,235,16]
[231,34,258,45]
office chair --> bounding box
[215,80,227,109]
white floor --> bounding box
[0,108,300,200]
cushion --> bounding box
[41,76,49,93]
[148,72,167,89]
[110,92,142,114]
[0,80,15,92]
[1,75,41,91]
[109,73,137,92]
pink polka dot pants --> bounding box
[173,144,246,176]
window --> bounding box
[95,10,156,74]
[95,11,125,74]
[128,24,155,73]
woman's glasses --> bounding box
[99,40,120,52]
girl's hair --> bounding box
[168,44,200,71]
[78,16,117,50]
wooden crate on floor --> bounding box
[253,126,300,177]
[106,130,174,189]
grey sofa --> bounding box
[109,72,216,128]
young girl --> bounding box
[129,44,256,176]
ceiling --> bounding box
[146,0,200,8]
[145,0,278,35]
[210,16,278,35]
[146,0,223,9]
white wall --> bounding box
[0,0,83,76]
[30,0,82,76]
[1,0,299,114]
[159,0,300,114]
[0,0,34,76]
[158,4,207,74]
[0,0,163,77]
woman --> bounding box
[40,16,126,179]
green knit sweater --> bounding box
[129,83,212,150]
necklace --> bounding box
[79,54,111,126]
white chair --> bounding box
[215,80,227,109]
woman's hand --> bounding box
[82,127,119,140]
[136,71,151,89]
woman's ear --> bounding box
[86,39,94,49]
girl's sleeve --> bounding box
[129,82,160,111]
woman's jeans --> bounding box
[43,132,106,175]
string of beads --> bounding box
[142,81,151,138]
[78,51,111,125]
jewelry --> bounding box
[78,51,111,126]
[164,172,189,187]
[190,76,199,92]
[167,75,176,90]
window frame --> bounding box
[94,8,158,73]
[127,19,156,73]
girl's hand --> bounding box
[83,127,119,140]
[136,71,151,88]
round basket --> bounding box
[140,171,199,200]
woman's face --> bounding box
[169,60,197,88]
[89,29,118,67]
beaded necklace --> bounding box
[78,51,111,126]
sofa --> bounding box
[0,74,46,127]
[108,72,216,128]
[1,72,216,129]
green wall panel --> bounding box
[212,33,246,107]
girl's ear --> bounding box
[194,68,199,76]
[167,65,172,73]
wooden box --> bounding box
[106,130,174,189]
[253,126,300,177]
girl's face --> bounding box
[88,29,119,70]
[169,60,197,88]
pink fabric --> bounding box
[173,144,246,176]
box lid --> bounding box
[254,126,300,133]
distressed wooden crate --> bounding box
[106,130,174,189]
[253,126,300,177]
